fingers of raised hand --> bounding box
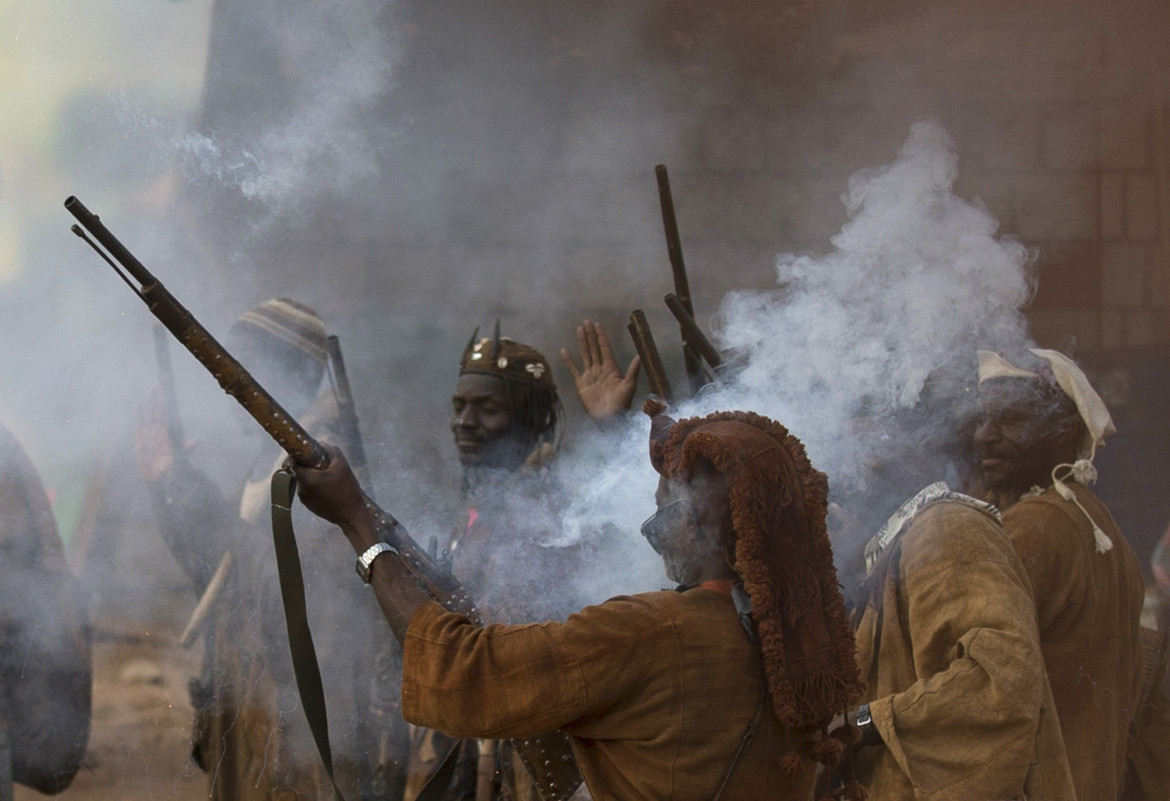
[583,320,603,366]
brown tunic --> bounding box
[1002,483,1145,801]
[854,499,1074,801]
[402,588,818,801]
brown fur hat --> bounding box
[645,400,863,733]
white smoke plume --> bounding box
[174,0,399,217]
[556,118,1038,595]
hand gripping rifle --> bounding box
[64,197,582,801]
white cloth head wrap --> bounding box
[976,348,1117,553]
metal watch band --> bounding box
[355,541,398,583]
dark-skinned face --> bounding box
[451,373,527,469]
[974,379,1081,496]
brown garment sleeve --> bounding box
[401,595,671,740]
[869,504,1053,800]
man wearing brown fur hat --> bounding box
[975,349,1144,801]
[289,405,862,801]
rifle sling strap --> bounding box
[270,469,346,801]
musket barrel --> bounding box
[65,196,328,469]
[664,293,722,369]
[326,335,372,489]
[627,310,674,402]
[654,166,703,392]
[152,323,186,457]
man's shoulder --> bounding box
[1003,484,1117,544]
[905,497,1004,541]
[899,499,1013,570]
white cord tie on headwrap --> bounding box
[1051,459,1113,554]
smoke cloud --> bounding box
[553,118,1039,598]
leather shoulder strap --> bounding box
[270,469,345,801]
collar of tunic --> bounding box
[863,481,1001,574]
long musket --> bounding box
[64,196,581,801]
[655,164,704,395]
[64,196,456,596]
[325,334,405,801]
[326,335,372,490]
[627,310,673,401]
[151,323,186,457]
[663,293,722,372]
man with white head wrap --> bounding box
[975,348,1144,801]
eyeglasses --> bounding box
[639,499,689,554]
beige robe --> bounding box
[402,588,819,801]
[854,499,1075,801]
[1003,483,1145,801]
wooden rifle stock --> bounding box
[655,165,704,394]
[627,310,673,401]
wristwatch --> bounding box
[355,541,398,583]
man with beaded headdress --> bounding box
[974,348,1145,801]
[135,298,393,800]
[288,403,863,800]
[831,384,1075,800]
[402,321,638,801]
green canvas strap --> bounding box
[270,469,346,801]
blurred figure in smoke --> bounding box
[0,421,91,796]
[135,298,394,800]
[403,321,637,801]
[289,406,862,801]
[828,392,1075,800]
[974,349,1147,801]
[1127,518,1170,801]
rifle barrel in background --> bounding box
[654,164,703,394]
[152,323,186,457]
[663,293,722,371]
[326,335,372,491]
[627,310,674,402]
[65,196,329,469]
